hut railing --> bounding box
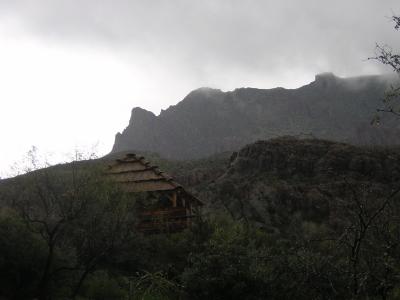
[137,207,194,233]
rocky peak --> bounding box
[182,87,224,102]
[314,72,340,88]
[128,107,156,126]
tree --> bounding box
[317,179,400,299]
[3,150,138,300]
[372,15,400,119]
[0,208,47,299]
[69,177,137,299]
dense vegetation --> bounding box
[1,138,400,299]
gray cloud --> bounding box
[0,0,400,90]
[1,0,400,177]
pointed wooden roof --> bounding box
[107,153,202,205]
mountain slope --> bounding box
[196,137,400,230]
[3,137,400,233]
[112,73,400,159]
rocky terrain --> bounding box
[112,73,400,159]
[192,137,400,231]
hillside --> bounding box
[3,137,400,232]
[105,138,400,232]
[112,73,400,159]
[195,137,400,231]
[2,138,400,299]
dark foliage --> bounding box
[1,138,400,299]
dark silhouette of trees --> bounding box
[372,15,400,119]
[1,151,137,300]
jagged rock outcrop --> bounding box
[202,137,400,230]
[225,137,400,182]
[112,73,400,159]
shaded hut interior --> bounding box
[107,153,202,233]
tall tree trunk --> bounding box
[36,244,54,300]
[71,265,94,299]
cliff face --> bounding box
[112,73,400,159]
[225,138,400,182]
[200,137,400,229]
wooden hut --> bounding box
[107,153,202,233]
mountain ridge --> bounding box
[112,73,400,159]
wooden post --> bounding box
[186,199,191,228]
[171,192,177,207]
[182,197,186,208]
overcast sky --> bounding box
[0,0,399,177]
